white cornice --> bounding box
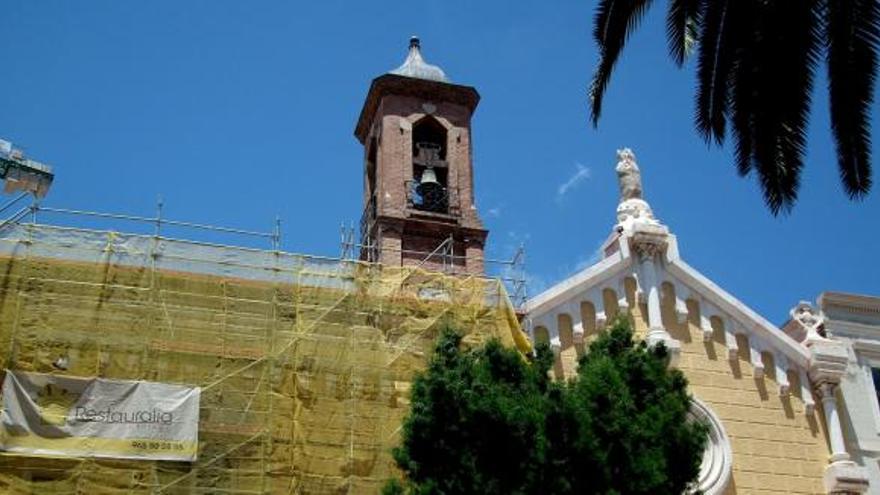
[853,338,880,357]
[667,259,810,367]
[524,250,630,318]
[827,320,880,340]
[820,292,880,317]
[523,241,809,368]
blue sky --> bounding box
[3,1,878,324]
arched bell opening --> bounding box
[411,116,449,213]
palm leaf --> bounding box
[667,0,705,66]
[729,1,760,177]
[590,0,655,126]
[694,0,738,145]
[746,0,821,213]
[827,0,878,198]
[729,69,755,177]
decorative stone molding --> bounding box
[645,329,681,367]
[688,399,733,495]
[807,341,871,493]
[823,458,870,494]
[775,354,791,396]
[791,301,828,347]
[808,341,849,387]
[629,225,669,262]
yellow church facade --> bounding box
[525,149,868,494]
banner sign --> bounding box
[0,371,200,461]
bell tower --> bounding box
[355,37,487,274]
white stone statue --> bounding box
[615,148,658,230]
[616,148,643,201]
[790,301,827,346]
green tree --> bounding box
[385,316,708,495]
[589,0,879,214]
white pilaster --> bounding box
[639,254,663,335]
[629,225,680,366]
[807,338,870,494]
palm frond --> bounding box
[667,0,705,66]
[746,0,822,214]
[589,0,655,126]
[694,0,735,144]
[827,0,878,198]
[730,53,755,177]
[729,0,761,177]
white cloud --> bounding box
[486,206,502,218]
[556,162,591,202]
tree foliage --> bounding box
[385,316,708,495]
[589,0,879,214]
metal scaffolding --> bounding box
[340,223,528,310]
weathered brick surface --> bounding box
[358,83,487,273]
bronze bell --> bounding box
[419,167,439,186]
[417,167,444,211]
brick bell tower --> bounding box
[355,37,487,274]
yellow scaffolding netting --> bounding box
[0,223,530,494]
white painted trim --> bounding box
[820,292,880,315]
[524,232,809,371]
[826,320,880,340]
[689,398,733,495]
[853,348,880,437]
[525,250,630,318]
[775,353,790,396]
[854,339,880,356]
[667,259,810,367]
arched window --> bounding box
[688,399,733,494]
[410,117,448,213]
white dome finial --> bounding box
[389,36,449,83]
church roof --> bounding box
[389,37,449,83]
